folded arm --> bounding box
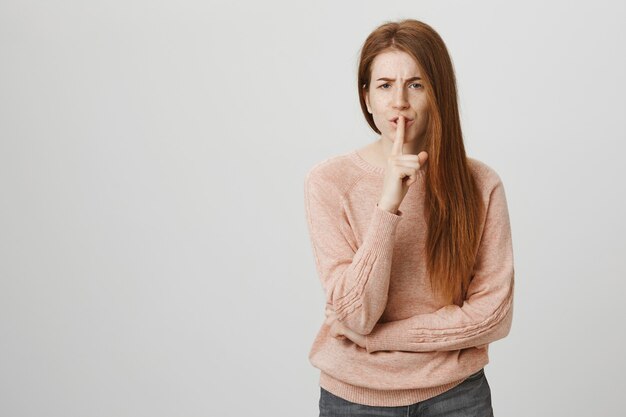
[364,178,515,352]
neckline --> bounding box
[349,149,426,178]
[349,149,384,173]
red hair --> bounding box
[357,19,484,306]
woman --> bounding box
[303,19,514,416]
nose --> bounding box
[392,85,409,110]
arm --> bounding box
[304,168,403,335]
[364,178,515,353]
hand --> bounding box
[324,305,367,349]
[379,115,428,212]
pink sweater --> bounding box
[303,149,515,407]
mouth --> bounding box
[389,116,414,122]
[390,117,414,128]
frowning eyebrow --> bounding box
[376,77,422,82]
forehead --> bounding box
[371,50,421,77]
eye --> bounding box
[378,82,423,90]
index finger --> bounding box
[391,115,404,156]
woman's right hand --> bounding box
[378,115,428,213]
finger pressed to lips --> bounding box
[391,119,413,128]
[392,116,405,155]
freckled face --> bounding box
[364,50,430,146]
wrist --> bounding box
[377,201,398,214]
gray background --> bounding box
[1,0,625,416]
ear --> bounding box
[363,86,372,114]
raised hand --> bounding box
[378,115,428,213]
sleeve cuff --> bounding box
[364,203,403,257]
[364,330,386,353]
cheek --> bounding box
[368,95,385,112]
[374,114,391,131]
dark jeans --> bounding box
[319,368,494,417]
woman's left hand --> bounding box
[324,306,367,349]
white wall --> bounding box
[1,0,624,416]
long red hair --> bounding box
[357,19,484,306]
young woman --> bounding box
[304,19,514,416]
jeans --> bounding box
[319,368,494,417]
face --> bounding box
[364,50,430,148]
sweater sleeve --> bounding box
[364,178,515,352]
[304,168,403,335]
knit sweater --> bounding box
[303,149,515,407]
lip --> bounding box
[389,116,414,122]
[391,119,414,128]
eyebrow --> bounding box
[376,77,422,82]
